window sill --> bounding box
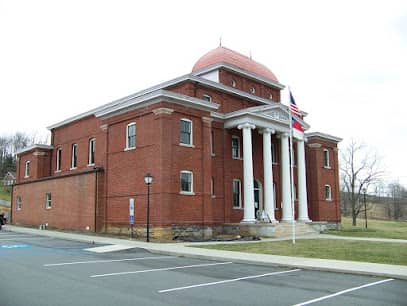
[211,195,216,198]
[211,153,216,157]
[232,157,243,160]
[70,167,77,171]
[24,176,29,178]
[324,166,331,169]
[87,163,95,167]
[124,147,136,151]
[233,207,243,210]
[179,143,195,148]
[325,199,332,202]
[46,207,52,210]
[179,191,195,196]
[55,170,61,173]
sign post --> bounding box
[129,198,134,238]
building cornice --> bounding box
[15,144,53,156]
[306,132,342,143]
[95,90,219,118]
[47,71,288,130]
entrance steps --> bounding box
[221,222,320,239]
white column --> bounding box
[262,128,277,223]
[297,139,311,222]
[280,132,293,222]
[238,123,256,223]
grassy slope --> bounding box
[195,239,407,265]
[327,217,407,240]
[0,184,11,201]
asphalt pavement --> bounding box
[0,229,406,306]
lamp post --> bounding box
[144,173,153,242]
[362,187,367,229]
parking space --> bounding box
[0,230,406,306]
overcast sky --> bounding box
[1,0,406,186]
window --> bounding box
[325,185,332,201]
[250,86,256,94]
[24,161,30,177]
[16,196,22,210]
[126,123,136,149]
[88,138,96,165]
[180,171,193,194]
[180,119,192,146]
[211,130,215,155]
[273,183,277,209]
[323,149,330,168]
[46,192,52,209]
[232,136,240,159]
[202,94,212,102]
[269,93,273,100]
[271,143,277,164]
[233,179,242,208]
[293,184,297,201]
[56,147,62,171]
[71,144,78,169]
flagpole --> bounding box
[288,87,296,245]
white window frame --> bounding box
[323,149,330,168]
[232,179,242,209]
[325,184,332,201]
[88,138,96,166]
[180,118,193,147]
[125,122,136,150]
[24,161,30,178]
[273,183,277,209]
[231,136,241,159]
[71,144,78,169]
[56,147,62,172]
[180,170,194,195]
[211,176,215,198]
[45,192,52,209]
[202,94,212,102]
[271,143,277,164]
[16,196,22,210]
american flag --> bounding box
[289,90,302,118]
[289,90,303,132]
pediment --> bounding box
[262,109,290,122]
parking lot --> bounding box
[0,230,406,306]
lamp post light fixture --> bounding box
[144,173,153,242]
[362,187,367,229]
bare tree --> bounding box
[387,182,407,220]
[340,139,384,226]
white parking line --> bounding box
[90,261,233,278]
[159,269,301,293]
[44,256,175,267]
[292,278,395,306]
[0,237,51,241]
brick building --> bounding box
[12,46,341,239]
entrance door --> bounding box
[253,180,262,219]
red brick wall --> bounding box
[306,137,341,222]
[12,170,100,231]
[51,116,106,175]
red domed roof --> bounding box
[192,46,278,82]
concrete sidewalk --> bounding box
[3,225,407,280]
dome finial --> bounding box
[219,37,222,47]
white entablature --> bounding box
[214,104,310,140]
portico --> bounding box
[223,104,311,224]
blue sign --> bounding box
[1,244,31,249]
[129,215,134,225]
[129,198,135,225]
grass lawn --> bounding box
[327,217,407,240]
[0,184,11,201]
[195,239,407,265]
